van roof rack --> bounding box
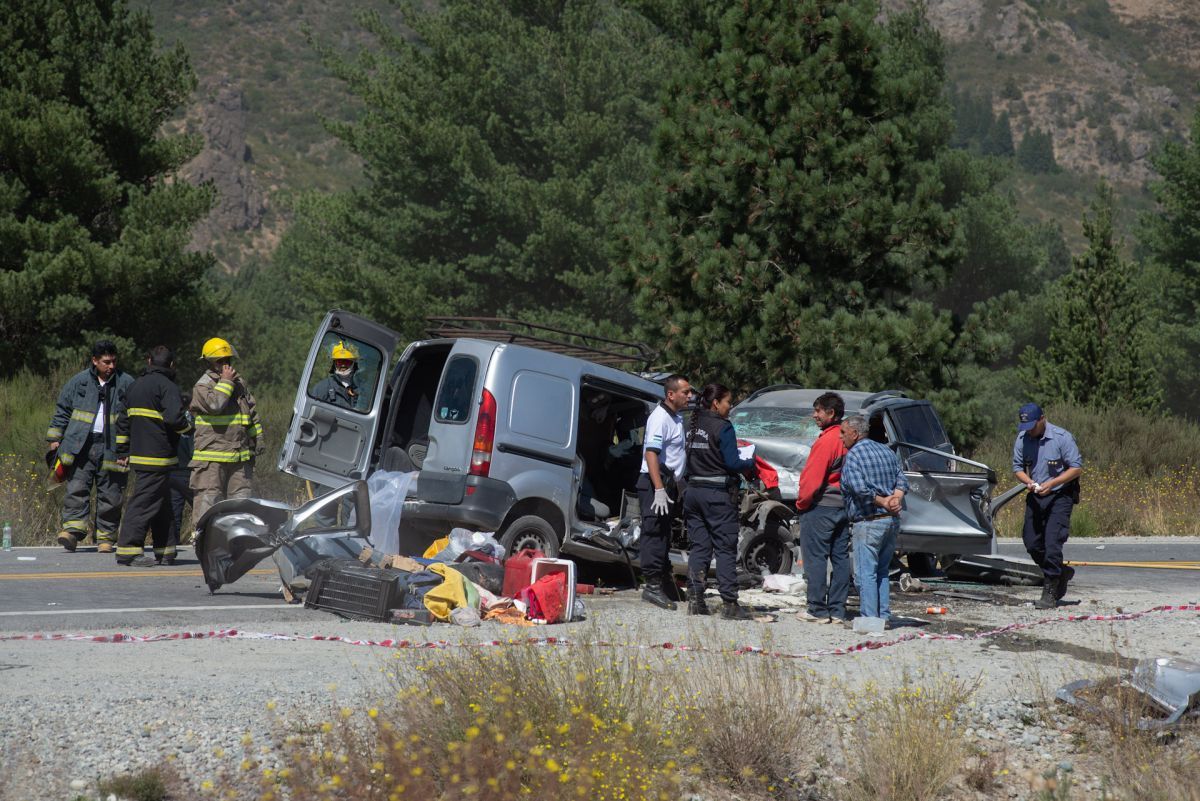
[425,317,656,370]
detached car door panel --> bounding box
[279,311,400,487]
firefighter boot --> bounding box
[1034,582,1057,610]
[687,599,710,616]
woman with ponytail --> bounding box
[682,383,757,619]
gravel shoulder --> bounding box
[2,565,1198,798]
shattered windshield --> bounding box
[731,407,820,441]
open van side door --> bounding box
[278,311,400,487]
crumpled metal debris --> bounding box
[1056,657,1200,730]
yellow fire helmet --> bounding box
[331,341,358,361]
[201,337,238,360]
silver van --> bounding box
[278,311,671,561]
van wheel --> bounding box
[738,524,793,576]
[500,515,560,559]
[905,552,940,577]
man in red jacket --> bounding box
[794,392,851,623]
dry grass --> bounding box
[841,673,977,801]
[201,631,832,801]
[1104,735,1200,801]
[681,641,821,791]
[206,633,835,801]
[963,745,1007,792]
[972,402,1200,538]
[0,373,303,545]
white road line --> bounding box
[0,604,305,617]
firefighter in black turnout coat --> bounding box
[683,383,757,621]
[115,347,193,566]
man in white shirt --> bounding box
[637,374,691,609]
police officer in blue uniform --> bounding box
[1012,403,1083,609]
[682,383,756,620]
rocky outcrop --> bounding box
[184,80,265,262]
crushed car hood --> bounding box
[194,482,372,593]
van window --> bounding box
[435,357,478,423]
[305,332,384,414]
[890,405,953,471]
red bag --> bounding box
[502,548,545,598]
[515,585,544,620]
[528,572,568,623]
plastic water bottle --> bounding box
[2,522,12,551]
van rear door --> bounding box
[417,340,498,475]
[278,311,400,487]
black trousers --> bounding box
[1023,491,1073,580]
[799,504,852,619]
[116,469,176,562]
[636,473,676,582]
[684,484,740,603]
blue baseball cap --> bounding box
[1017,402,1044,432]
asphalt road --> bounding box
[1,538,1197,633]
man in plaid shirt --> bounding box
[839,414,908,624]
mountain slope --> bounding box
[144,0,1199,270]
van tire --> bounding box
[499,515,560,559]
[738,522,793,576]
[905,552,940,577]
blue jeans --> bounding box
[799,504,851,619]
[852,517,898,620]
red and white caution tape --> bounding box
[2,603,1197,660]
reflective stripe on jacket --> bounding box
[46,367,133,471]
[189,370,262,464]
[117,366,192,471]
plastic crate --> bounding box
[304,560,408,621]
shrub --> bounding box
[0,372,302,544]
[971,403,1200,537]
[96,768,173,801]
[842,674,975,801]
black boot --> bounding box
[1055,565,1075,601]
[641,585,677,610]
[687,599,710,616]
[1034,582,1056,609]
[720,600,754,620]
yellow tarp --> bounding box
[423,563,468,621]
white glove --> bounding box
[650,488,670,516]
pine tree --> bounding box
[982,112,1015,158]
[1016,128,1060,174]
[263,0,677,361]
[1140,105,1200,414]
[0,0,214,372]
[621,0,980,433]
[1019,184,1161,411]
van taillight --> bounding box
[469,388,497,477]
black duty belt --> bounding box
[688,475,737,487]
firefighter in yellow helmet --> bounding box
[188,337,264,533]
[310,340,366,412]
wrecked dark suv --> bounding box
[732,386,1019,572]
